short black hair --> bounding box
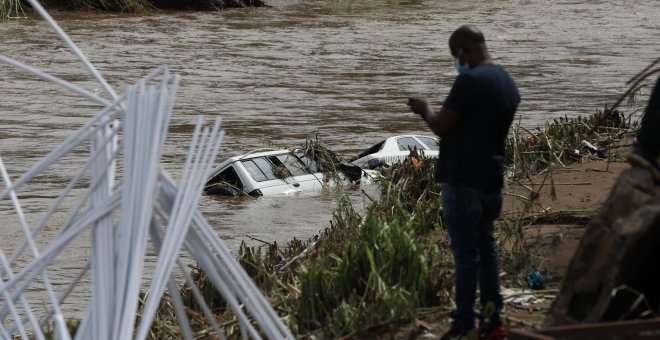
[449,25,486,54]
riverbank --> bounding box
[1,0,265,19]
[138,109,640,338]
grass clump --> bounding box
[496,215,532,281]
[297,197,443,336]
[293,154,451,336]
[505,108,637,179]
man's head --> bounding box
[449,25,489,68]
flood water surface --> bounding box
[0,0,659,316]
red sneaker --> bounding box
[480,324,508,340]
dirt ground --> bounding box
[372,158,633,339]
[504,159,630,276]
[499,159,630,334]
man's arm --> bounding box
[407,97,461,137]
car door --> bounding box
[271,153,324,192]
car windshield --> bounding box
[273,154,310,176]
[209,166,244,189]
[356,140,385,158]
[396,137,425,151]
[416,136,439,151]
[241,153,313,182]
[294,150,323,173]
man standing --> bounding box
[408,25,520,340]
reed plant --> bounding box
[496,214,532,281]
[505,108,638,180]
[379,150,443,233]
[0,0,24,19]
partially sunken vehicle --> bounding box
[204,149,376,196]
[350,135,439,170]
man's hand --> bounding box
[407,97,433,116]
[408,97,460,137]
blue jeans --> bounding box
[442,183,503,331]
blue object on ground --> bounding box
[526,270,546,290]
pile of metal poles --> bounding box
[0,0,292,338]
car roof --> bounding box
[387,134,436,141]
[369,134,436,144]
[211,149,292,172]
[376,134,437,147]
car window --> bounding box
[242,158,278,182]
[416,136,439,151]
[294,151,323,173]
[396,137,425,151]
[213,166,244,189]
[274,154,310,176]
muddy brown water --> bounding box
[0,0,658,318]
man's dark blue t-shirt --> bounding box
[436,63,520,190]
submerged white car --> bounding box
[350,135,439,170]
[204,149,376,197]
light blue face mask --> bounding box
[454,58,470,74]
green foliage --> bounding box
[297,205,440,336]
[378,152,443,234]
[239,240,286,292]
[295,154,451,336]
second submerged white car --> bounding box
[350,135,439,170]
